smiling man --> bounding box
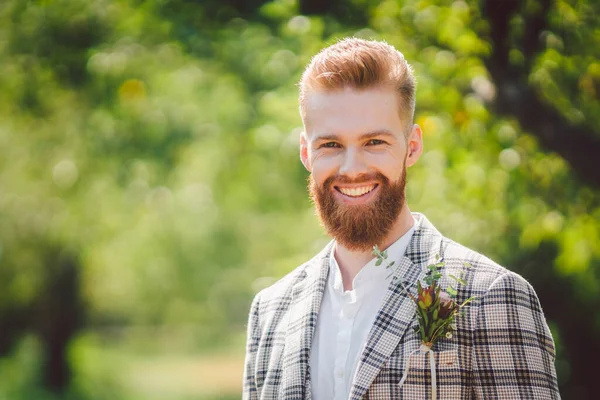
[243,38,559,399]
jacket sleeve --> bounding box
[243,293,261,400]
[471,272,560,399]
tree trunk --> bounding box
[36,250,83,392]
[482,0,600,189]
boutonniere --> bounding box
[373,246,475,399]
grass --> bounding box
[70,332,245,400]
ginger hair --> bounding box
[299,38,416,132]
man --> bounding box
[243,38,559,399]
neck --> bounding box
[334,205,415,291]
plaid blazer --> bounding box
[243,214,560,399]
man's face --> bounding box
[300,87,422,251]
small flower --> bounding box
[446,332,453,339]
[417,284,435,310]
[438,291,457,319]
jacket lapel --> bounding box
[349,214,443,400]
[280,242,332,400]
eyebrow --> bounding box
[313,129,396,143]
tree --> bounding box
[0,0,597,398]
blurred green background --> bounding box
[0,0,598,399]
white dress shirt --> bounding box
[310,220,417,400]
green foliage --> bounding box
[0,0,598,398]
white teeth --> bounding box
[339,185,376,197]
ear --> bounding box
[405,124,423,168]
[300,132,311,172]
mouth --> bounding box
[334,184,379,198]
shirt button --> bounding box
[337,369,344,378]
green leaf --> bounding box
[448,274,467,285]
[460,296,477,307]
[447,285,458,298]
[419,324,426,341]
[427,318,437,338]
[463,262,473,269]
[427,264,438,272]
[375,258,383,266]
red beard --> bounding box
[309,168,407,251]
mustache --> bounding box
[322,172,389,189]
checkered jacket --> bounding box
[243,214,560,399]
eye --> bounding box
[320,142,341,149]
[367,139,386,146]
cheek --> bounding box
[310,152,339,185]
[365,151,405,179]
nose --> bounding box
[338,147,368,180]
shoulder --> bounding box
[439,236,534,298]
[437,237,553,351]
[251,242,333,311]
[412,213,524,293]
[253,263,308,306]
[438,236,549,334]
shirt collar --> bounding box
[329,216,419,293]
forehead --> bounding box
[303,87,404,139]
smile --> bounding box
[335,184,378,198]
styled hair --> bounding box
[299,38,416,132]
